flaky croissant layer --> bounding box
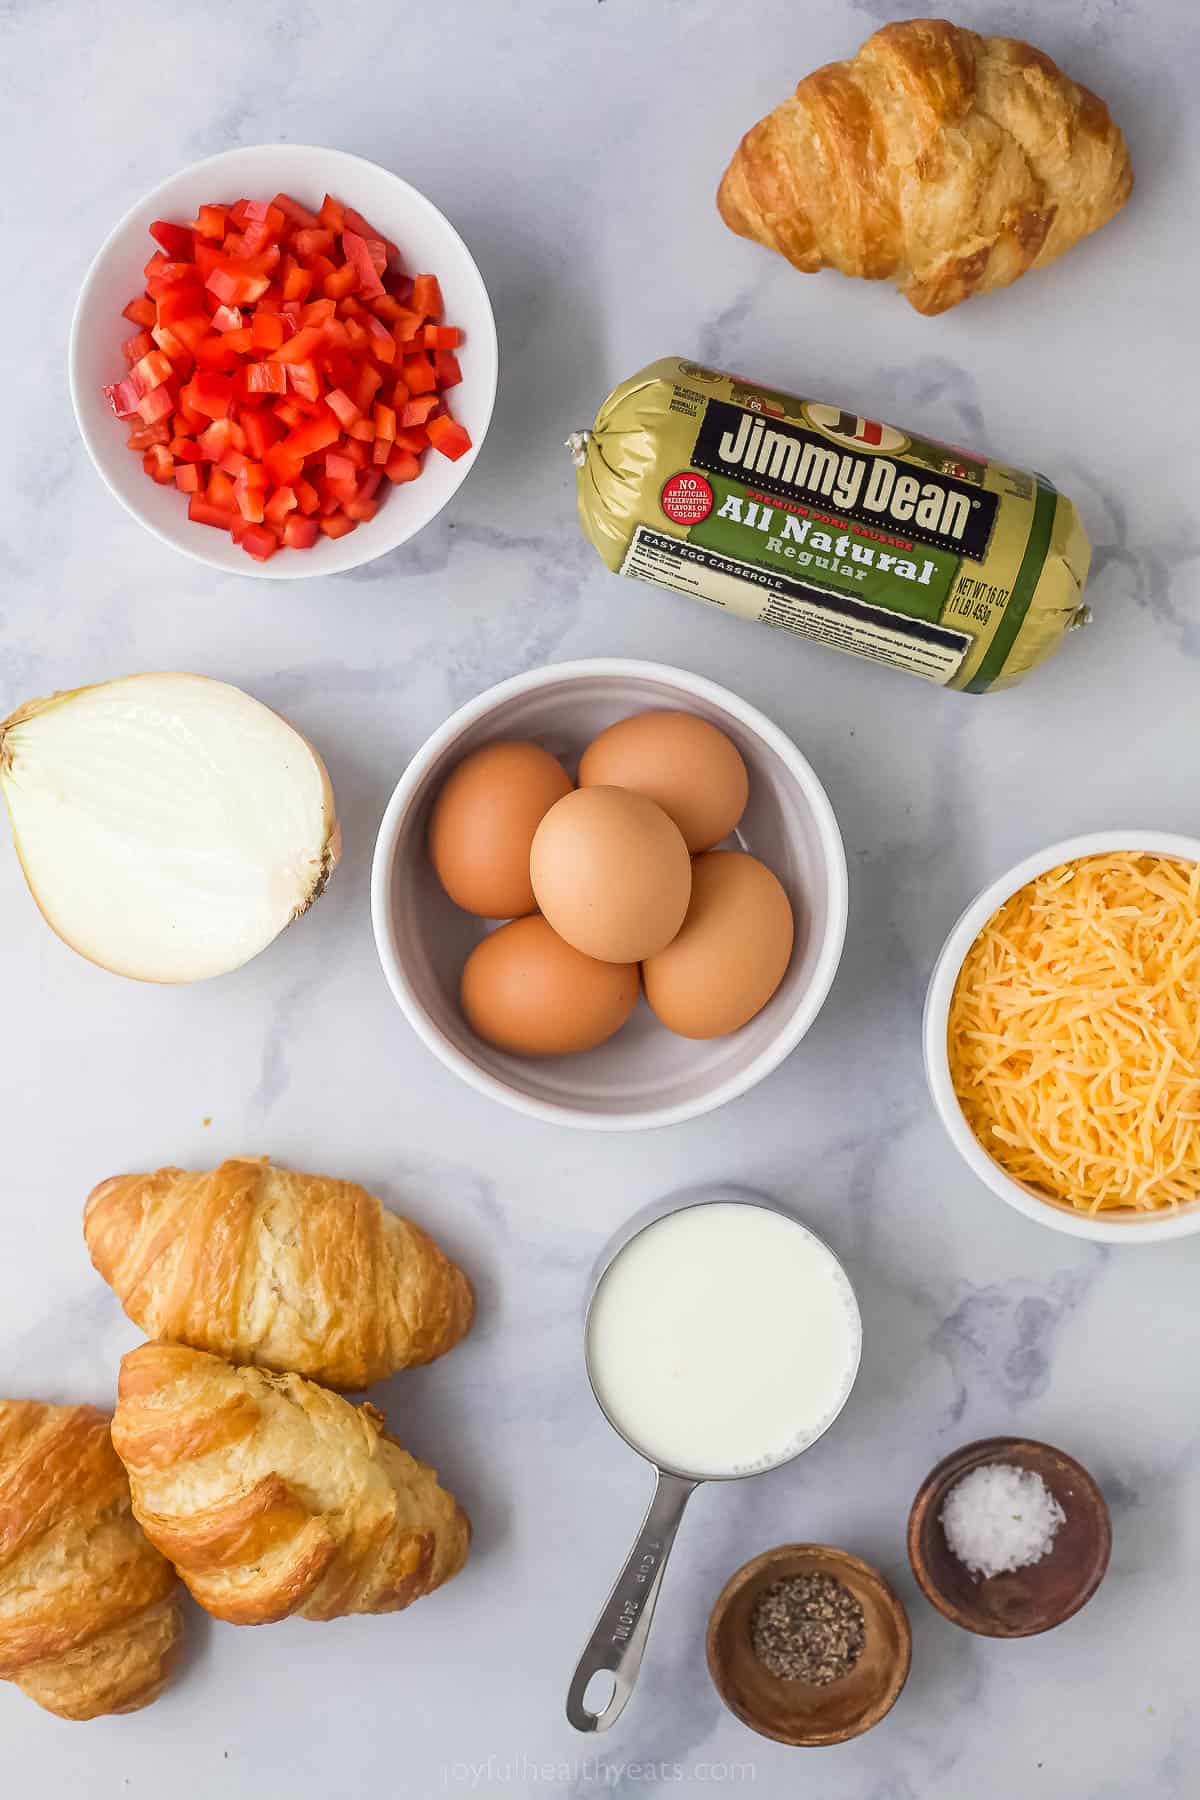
[112,1342,470,1626]
[0,1400,183,1719]
[718,18,1132,314]
[85,1156,474,1390]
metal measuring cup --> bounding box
[566,1194,862,1733]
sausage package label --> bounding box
[576,358,1092,693]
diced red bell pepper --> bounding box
[193,204,227,240]
[207,467,238,509]
[426,413,472,461]
[194,334,240,371]
[270,324,327,365]
[323,261,358,300]
[145,256,195,296]
[121,330,155,365]
[263,443,305,488]
[188,494,236,530]
[325,387,360,428]
[325,450,357,482]
[206,258,273,307]
[235,479,266,523]
[281,261,314,303]
[197,418,237,461]
[293,476,320,514]
[346,416,375,442]
[344,495,381,522]
[282,515,320,549]
[143,445,175,483]
[301,298,337,328]
[434,349,462,389]
[319,510,357,538]
[400,394,439,428]
[403,352,437,396]
[411,274,443,320]
[273,192,322,230]
[318,193,346,232]
[136,383,176,425]
[281,408,341,460]
[150,219,195,259]
[393,425,429,453]
[183,372,234,419]
[293,227,335,259]
[250,310,285,351]
[391,307,423,345]
[241,408,283,460]
[122,295,157,327]
[157,285,210,330]
[354,362,384,414]
[104,378,141,418]
[246,361,289,396]
[241,523,280,561]
[211,304,244,333]
[423,325,463,350]
[364,314,395,362]
[341,230,386,299]
[384,447,421,484]
[264,485,298,524]
[286,360,322,402]
[174,463,201,493]
[127,421,171,449]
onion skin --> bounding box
[0,673,341,983]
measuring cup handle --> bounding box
[566,1469,699,1733]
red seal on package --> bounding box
[660,472,714,526]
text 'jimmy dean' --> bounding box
[690,399,999,559]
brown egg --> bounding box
[429,740,572,918]
[461,915,640,1056]
[530,786,692,964]
[579,710,750,852]
[643,851,795,1039]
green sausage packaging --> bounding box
[572,357,1092,693]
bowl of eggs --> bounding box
[370,659,848,1129]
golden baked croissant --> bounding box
[84,1157,474,1390]
[112,1342,469,1625]
[0,1400,182,1719]
[717,18,1132,314]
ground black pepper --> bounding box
[748,1571,866,1684]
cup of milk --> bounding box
[566,1195,862,1732]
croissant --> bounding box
[0,1400,182,1719]
[717,19,1132,314]
[111,1342,469,1625]
[84,1157,474,1391]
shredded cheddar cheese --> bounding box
[948,854,1200,1213]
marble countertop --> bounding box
[3,1,1198,1794]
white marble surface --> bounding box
[3,1,1198,1793]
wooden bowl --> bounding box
[907,1437,1112,1638]
[706,1544,911,1746]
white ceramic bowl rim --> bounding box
[370,659,849,1131]
[924,828,1200,1243]
[68,143,498,580]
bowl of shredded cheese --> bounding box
[924,831,1200,1241]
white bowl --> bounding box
[924,830,1200,1243]
[69,144,498,579]
[371,660,848,1131]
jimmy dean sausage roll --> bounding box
[571,358,1091,693]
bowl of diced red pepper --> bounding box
[70,144,498,576]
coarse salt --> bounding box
[940,1462,1065,1578]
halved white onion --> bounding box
[0,673,340,982]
